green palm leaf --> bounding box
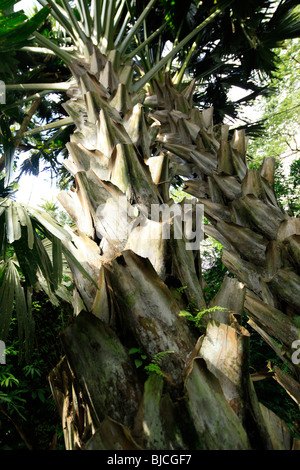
[0,198,95,301]
[0,259,15,341]
[0,259,35,359]
[0,116,15,186]
[0,3,50,52]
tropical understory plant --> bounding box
[0,0,300,450]
[0,293,71,450]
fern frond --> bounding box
[144,350,174,378]
[179,305,228,328]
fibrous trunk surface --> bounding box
[49,45,300,450]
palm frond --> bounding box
[0,259,34,359]
[0,2,50,53]
[0,197,93,294]
[0,116,15,185]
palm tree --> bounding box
[0,0,300,450]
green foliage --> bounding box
[201,237,229,303]
[39,199,73,228]
[169,185,193,203]
[0,257,35,360]
[0,367,19,387]
[0,389,27,420]
[273,159,300,216]
[0,196,95,355]
[249,157,300,217]
[247,37,300,173]
[22,361,43,379]
[179,305,227,329]
[129,347,174,378]
[0,292,72,450]
[0,1,50,53]
[244,319,300,438]
[0,115,15,186]
[129,347,147,369]
[144,350,174,378]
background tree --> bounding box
[247,37,300,216]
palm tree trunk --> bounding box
[49,47,299,450]
[152,72,300,418]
